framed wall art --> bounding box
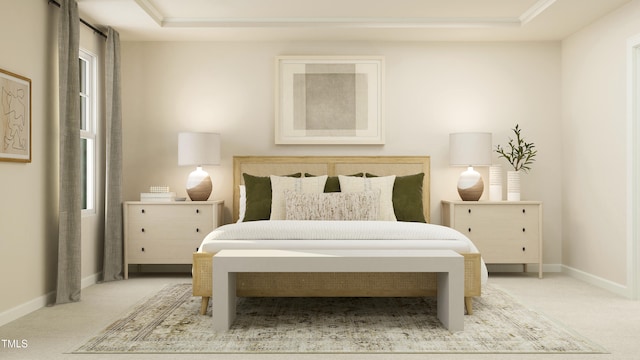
[275,56,385,145]
[0,68,31,162]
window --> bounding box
[79,49,96,213]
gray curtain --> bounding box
[103,27,124,281]
[56,0,82,304]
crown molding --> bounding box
[519,0,557,25]
[134,0,555,30]
[134,0,163,26]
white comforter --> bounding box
[199,220,488,283]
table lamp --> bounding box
[178,132,220,201]
[449,132,492,201]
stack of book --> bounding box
[140,186,176,202]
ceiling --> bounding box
[77,0,631,42]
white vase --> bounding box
[507,170,521,201]
[489,165,503,201]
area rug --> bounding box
[74,283,606,354]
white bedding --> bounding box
[199,220,488,284]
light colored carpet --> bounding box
[74,283,606,354]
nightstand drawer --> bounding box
[127,218,212,241]
[127,204,214,222]
[475,240,539,263]
[126,240,201,263]
[126,224,209,243]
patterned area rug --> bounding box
[74,283,606,354]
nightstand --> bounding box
[123,200,224,279]
[441,200,543,278]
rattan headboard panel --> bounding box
[233,156,430,222]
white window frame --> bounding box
[80,49,97,215]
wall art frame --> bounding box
[275,56,385,145]
[0,68,31,163]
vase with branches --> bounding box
[495,125,536,201]
[495,124,537,173]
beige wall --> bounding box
[0,1,105,324]
[121,41,562,268]
[0,0,58,319]
[562,0,640,290]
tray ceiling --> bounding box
[76,0,631,41]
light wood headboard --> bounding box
[233,156,430,223]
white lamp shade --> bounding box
[178,132,221,166]
[449,132,492,166]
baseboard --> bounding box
[0,272,102,327]
[0,290,56,328]
[81,271,102,289]
[561,265,630,298]
[488,264,631,297]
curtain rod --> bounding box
[48,0,108,39]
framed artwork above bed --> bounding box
[275,56,385,145]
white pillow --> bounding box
[338,174,397,221]
[237,185,246,223]
[285,190,380,221]
[270,175,328,220]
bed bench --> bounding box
[212,249,465,331]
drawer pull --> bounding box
[522,228,526,232]
[196,209,200,214]
[196,228,200,233]
[522,209,526,214]
[141,247,145,252]
[468,209,471,214]
[141,228,145,233]
[522,247,526,252]
[141,209,145,214]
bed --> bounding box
[193,156,485,315]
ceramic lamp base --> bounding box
[186,166,212,201]
[457,166,484,201]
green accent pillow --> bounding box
[366,173,426,223]
[305,173,363,192]
[242,173,301,221]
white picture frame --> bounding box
[0,68,31,162]
[275,56,385,145]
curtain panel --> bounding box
[103,27,124,281]
[56,0,82,304]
